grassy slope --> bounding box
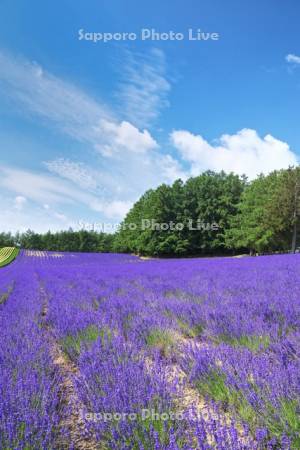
[0,248,20,268]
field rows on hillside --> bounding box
[0,247,19,268]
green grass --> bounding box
[101,407,183,450]
[122,313,133,338]
[0,248,19,268]
[196,371,257,426]
[121,395,185,450]
[61,325,111,359]
[177,318,204,338]
[0,283,15,306]
[196,370,300,448]
[129,412,173,449]
[264,399,300,449]
[215,333,270,352]
[146,329,176,357]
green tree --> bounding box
[114,171,245,256]
[225,167,300,253]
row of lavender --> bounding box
[1,251,300,448]
[0,252,61,449]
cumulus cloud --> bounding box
[171,128,298,179]
[286,54,300,65]
[96,120,158,156]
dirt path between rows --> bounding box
[172,335,254,447]
[39,280,103,450]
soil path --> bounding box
[39,280,103,450]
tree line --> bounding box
[0,229,114,253]
[2,167,299,256]
[113,167,300,256]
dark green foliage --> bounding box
[7,229,114,253]
[114,171,245,256]
[0,232,15,247]
[225,167,300,253]
[113,166,300,256]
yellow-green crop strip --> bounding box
[0,247,19,267]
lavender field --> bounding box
[1,251,300,449]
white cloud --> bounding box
[53,212,68,222]
[157,154,188,182]
[14,195,27,210]
[100,200,133,219]
[44,152,186,213]
[0,49,180,232]
[286,54,300,65]
[0,166,130,220]
[0,50,111,141]
[0,194,73,234]
[171,128,298,179]
[0,208,66,234]
[0,50,158,157]
[97,120,158,156]
[116,48,171,128]
[1,167,86,205]
[45,158,100,191]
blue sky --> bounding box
[0,0,300,232]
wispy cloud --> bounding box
[0,166,133,220]
[0,50,181,223]
[45,159,101,192]
[0,50,112,142]
[0,43,183,228]
[0,50,159,156]
[45,151,186,206]
[116,48,171,128]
